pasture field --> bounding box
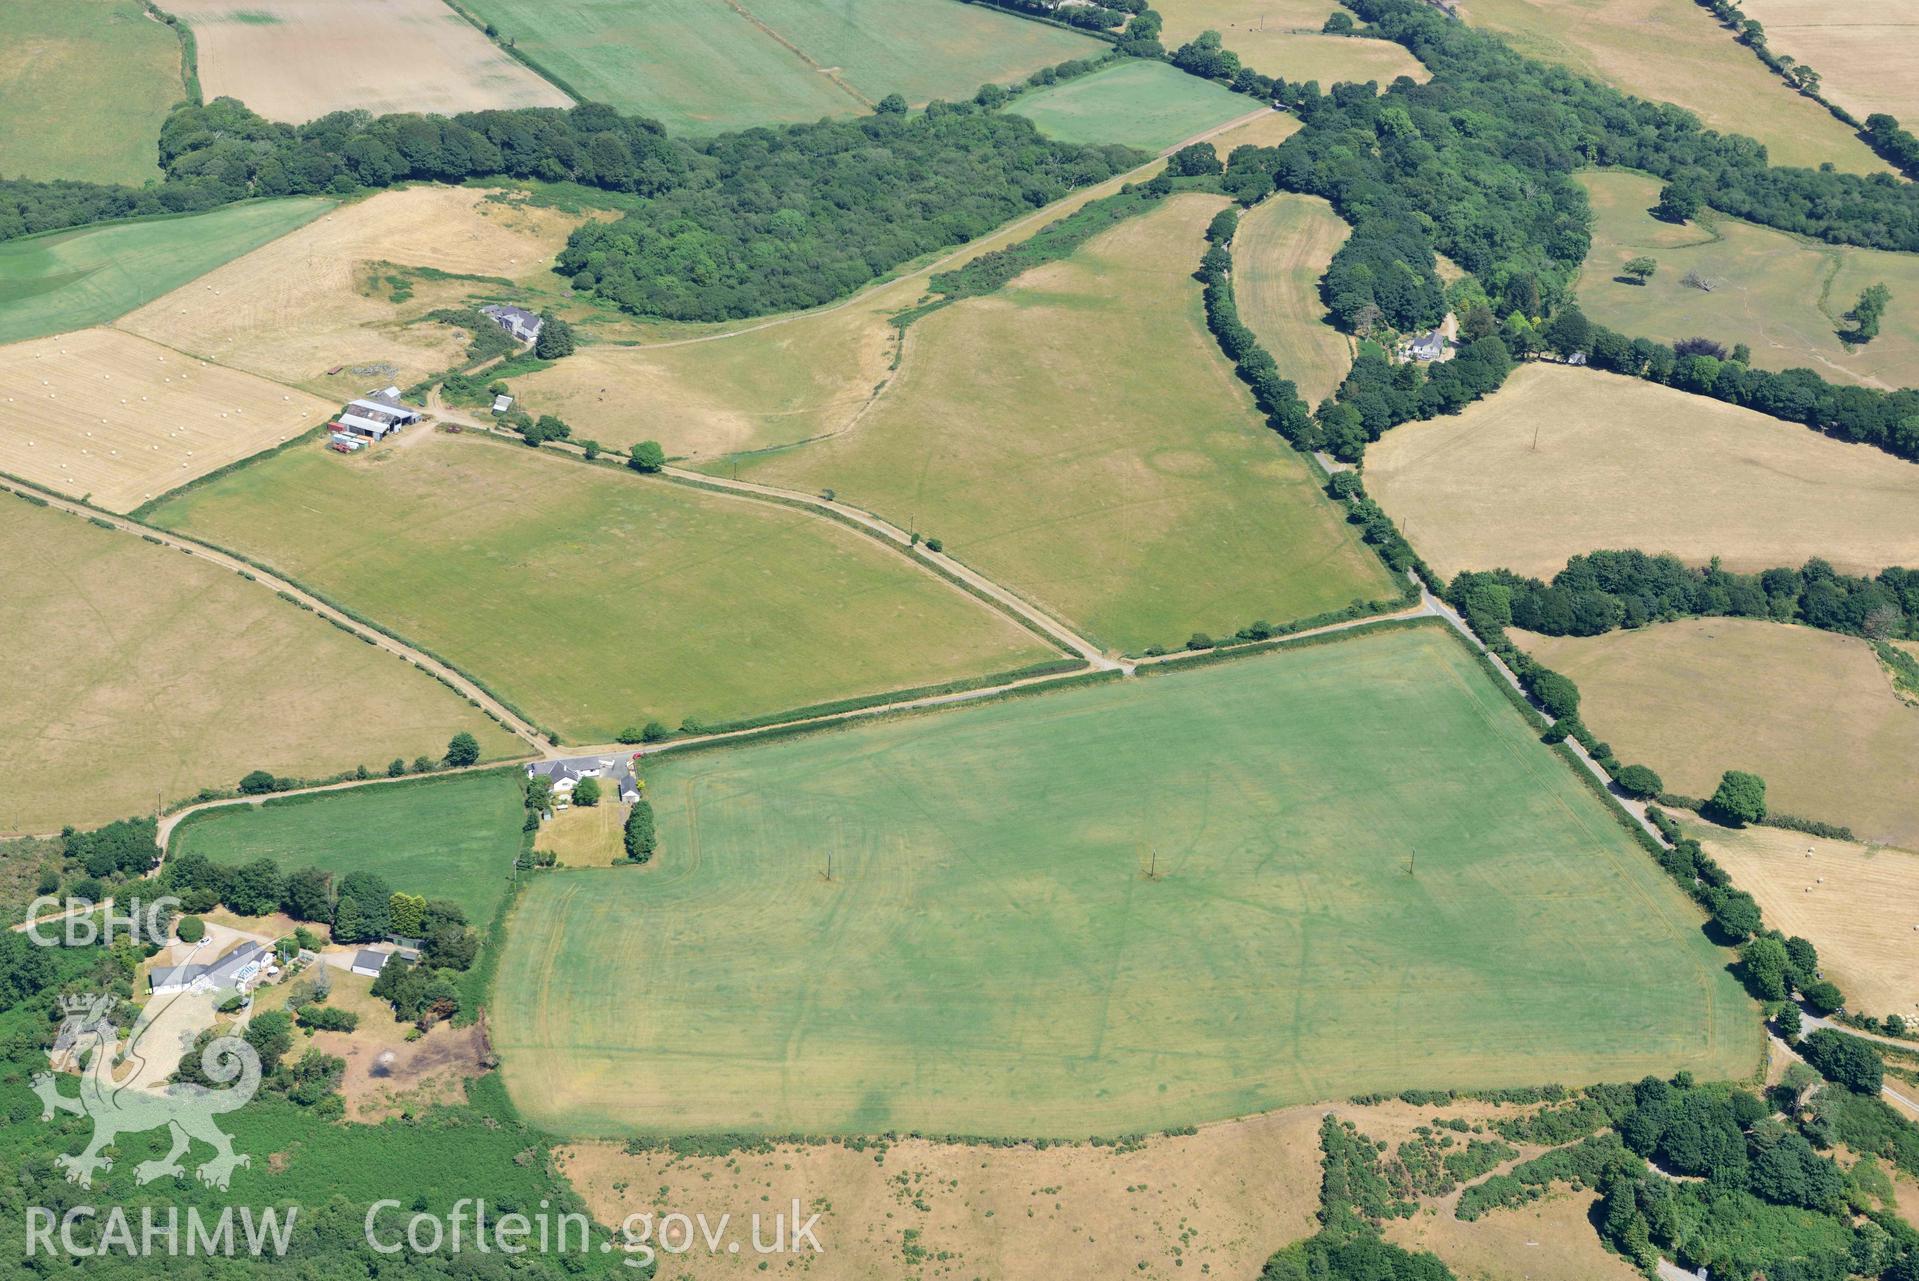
[453,0,1098,135]
[1681,820,1919,1021]
[146,431,1056,742]
[0,0,183,185]
[1008,59,1256,150]
[559,1106,1328,1278]
[1232,193,1353,405]
[533,800,626,867]
[169,771,527,925]
[734,196,1398,654]
[1461,0,1883,173]
[1575,170,1919,390]
[1517,618,1919,848]
[0,328,334,512]
[492,624,1756,1138]
[1156,0,1429,87]
[1363,363,1919,581]
[0,198,333,346]
[166,0,570,122]
[1385,1192,1640,1281]
[1737,0,1919,123]
[0,496,518,834]
[1208,106,1304,151]
[117,187,592,398]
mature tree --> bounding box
[1614,764,1663,798]
[628,440,666,472]
[225,858,284,916]
[1800,1028,1883,1093]
[533,311,575,358]
[1846,282,1891,342]
[1655,183,1701,224]
[1623,256,1657,285]
[244,1010,295,1075]
[238,769,279,795]
[572,777,602,807]
[1529,670,1581,720]
[1710,886,1764,940]
[388,891,426,937]
[625,800,658,862]
[1322,9,1356,33]
[1776,1001,1803,1039]
[1800,979,1846,1016]
[1168,141,1220,176]
[332,870,393,943]
[176,915,205,944]
[1738,935,1791,1000]
[875,93,907,115]
[1542,307,1591,356]
[444,731,481,768]
[281,867,332,922]
[1708,770,1768,826]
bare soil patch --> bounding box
[117,188,593,396]
[0,328,334,511]
[559,1106,1325,1278]
[1364,363,1919,581]
[1684,819,1919,1021]
[168,0,569,123]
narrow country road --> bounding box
[0,474,549,754]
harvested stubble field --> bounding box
[1517,619,1919,848]
[1384,1190,1640,1281]
[454,0,1098,135]
[0,329,334,511]
[0,0,183,185]
[1233,193,1354,405]
[1156,0,1430,87]
[1460,0,1883,173]
[0,496,517,834]
[492,625,1755,1139]
[1363,363,1919,581]
[166,0,570,123]
[1575,171,1919,391]
[1008,60,1257,150]
[147,431,1055,743]
[1736,0,1919,123]
[1681,819,1919,1021]
[734,196,1396,654]
[0,198,334,346]
[169,770,528,926]
[559,1106,1328,1278]
[116,188,594,398]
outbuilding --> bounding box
[349,949,390,978]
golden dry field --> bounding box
[1684,820,1919,1021]
[1385,1192,1641,1281]
[1461,0,1883,172]
[1208,107,1305,151]
[1517,619,1919,848]
[1363,363,1919,581]
[1576,170,1919,391]
[1737,0,1919,122]
[1157,0,1429,86]
[167,0,569,122]
[0,328,334,511]
[0,495,519,834]
[1233,193,1353,404]
[558,1105,1326,1279]
[533,801,625,867]
[115,188,593,397]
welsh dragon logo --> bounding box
[33,992,261,1190]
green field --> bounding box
[1009,59,1254,150]
[492,624,1758,1138]
[455,0,1099,135]
[732,195,1397,654]
[169,771,528,926]
[0,198,333,345]
[1233,193,1354,405]
[1574,170,1919,390]
[0,0,184,184]
[147,433,1056,742]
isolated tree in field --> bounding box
[1655,182,1700,224]
[1845,282,1891,342]
[572,777,602,807]
[1708,769,1767,826]
[1614,764,1663,798]
[628,440,665,472]
[1322,9,1355,33]
[534,311,574,359]
[444,732,480,768]
[1623,256,1657,285]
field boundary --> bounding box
[160,762,529,853]
[436,0,586,104]
[141,3,202,105]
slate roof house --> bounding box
[149,941,267,996]
[481,304,544,346]
[528,755,641,806]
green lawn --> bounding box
[0,0,184,185]
[492,624,1758,1139]
[455,0,1099,135]
[0,198,333,345]
[168,771,528,926]
[146,432,1056,742]
[1008,59,1254,150]
[732,195,1398,654]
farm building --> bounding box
[149,940,267,996]
[481,304,543,346]
[492,394,514,414]
[349,949,390,978]
[335,387,423,441]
